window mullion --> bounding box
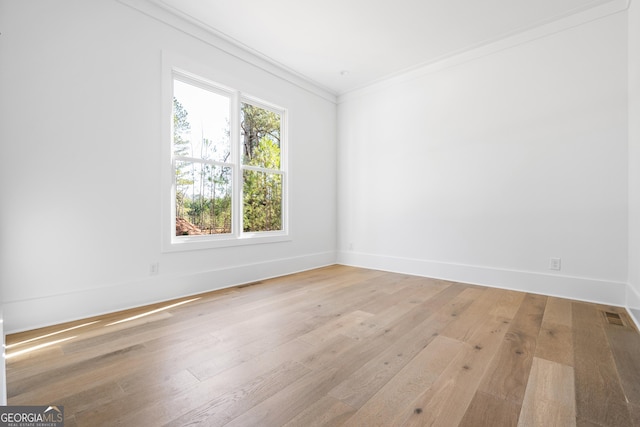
[241,165,283,175]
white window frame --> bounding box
[162,52,289,252]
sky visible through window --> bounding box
[173,79,231,162]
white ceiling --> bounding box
[154,0,617,95]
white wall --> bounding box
[0,0,337,333]
[0,306,5,405]
[629,0,640,326]
[338,10,629,305]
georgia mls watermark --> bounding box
[0,406,64,427]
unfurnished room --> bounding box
[1,0,640,426]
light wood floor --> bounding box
[6,265,640,426]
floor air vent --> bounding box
[237,281,262,289]
[603,311,625,326]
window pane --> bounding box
[173,79,231,163]
[240,103,281,168]
[243,170,282,232]
[176,160,232,236]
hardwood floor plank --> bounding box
[185,328,313,382]
[459,391,521,427]
[296,334,362,370]
[5,266,640,426]
[8,343,149,403]
[282,396,356,427]
[375,274,449,295]
[540,296,572,326]
[56,381,125,417]
[576,418,604,427]
[329,285,476,408]
[388,343,488,427]
[572,301,633,426]
[629,404,640,426]
[341,335,465,427]
[118,366,200,396]
[477,293,547,405]
[535,297,574,367]
[5,346,66,377]
[227,290,470,426]
[63,416,79,427]
[75,369,199,425]
[441,287,524,343]
[489,288,530,319]
[223,366,343,427]
[108,336,310,425]
[330,283,468,354]
[298,310,375,345]
[163,360,311,426]
[602,308,640,406]
[339,284,465,342]
[121,360,310,426]
[358,276,450,313]
[388,310,514,426]
[516,357,576,427]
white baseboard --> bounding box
[338,251,628,307]
[3,251,336,334]
[5,249,634,334]
[627,285,640,330]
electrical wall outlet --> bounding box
[549,257,561,271]
[150,262,159,275]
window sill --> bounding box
[162,232,291,252]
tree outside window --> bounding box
[172,75,286,240]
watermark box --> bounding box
[0,406,64,427]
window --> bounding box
[165,69,288,250]
[240,102,284,233]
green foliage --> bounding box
[250,136,280,170]
[177,162,232,235]
[243,136,282,232]
[241,103,282,232]
[241,103,280,164]
[173,98,282,235]
[183,193,232,234]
